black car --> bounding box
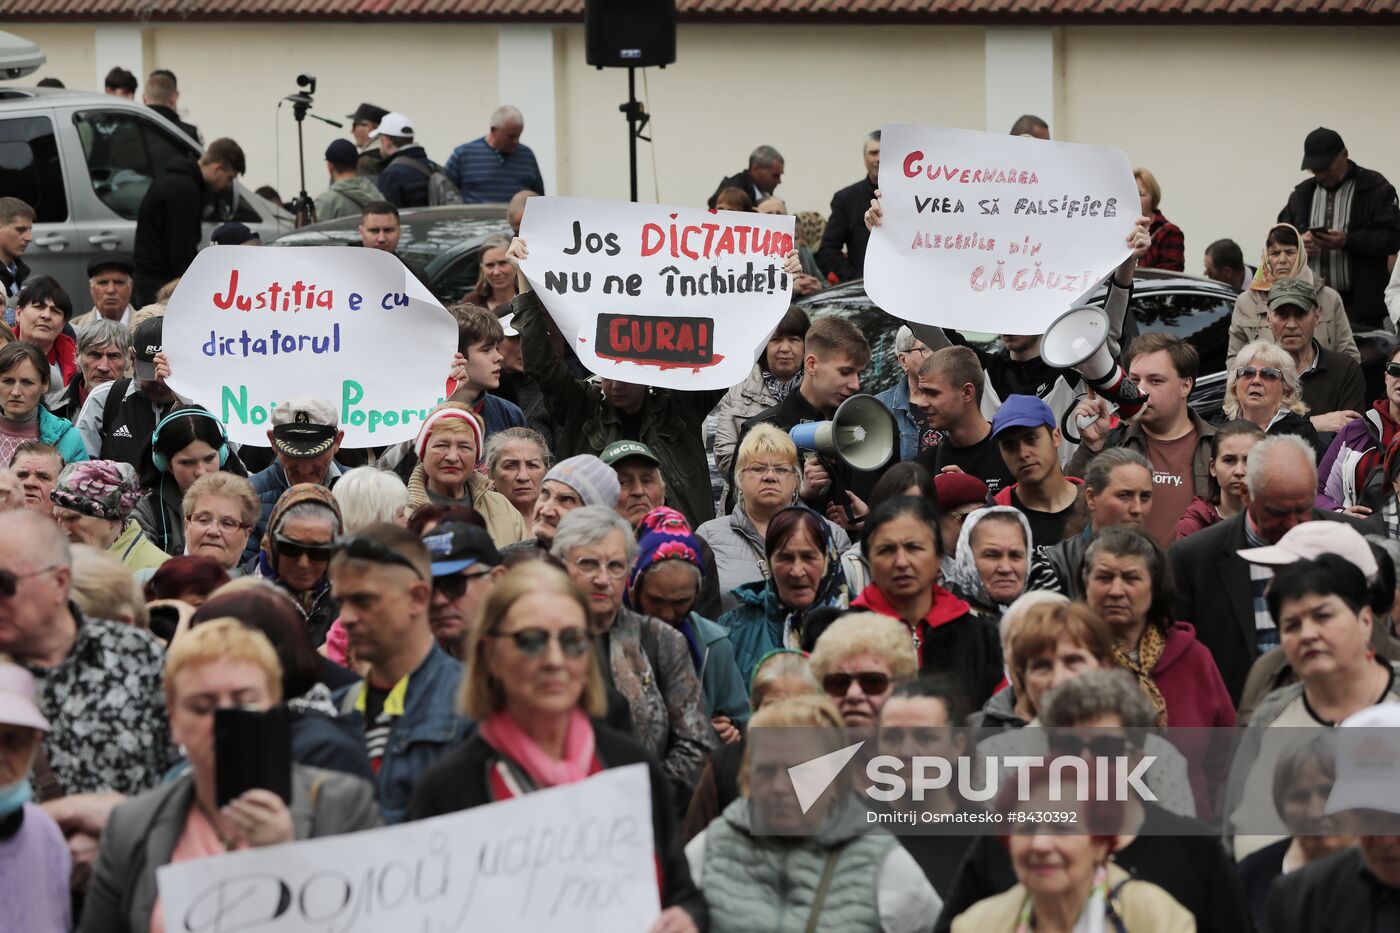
[269,204,511,305]
[796,268,1241,419]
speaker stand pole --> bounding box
[619,65,651,203]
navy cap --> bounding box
[991,394,1056,438]
[211,222,258,246]
[87,254,134,278]
[422,521,502,576]
[325,139,358,167]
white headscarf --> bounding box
[946,506,1033,610]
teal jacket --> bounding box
[718,580,790,689]
[39,407,89,464]
[689,613,750,726]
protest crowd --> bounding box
[7,68,1400,933]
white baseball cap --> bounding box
[1238,521,1379,578]
[1324,703,1400,816]
[369,112,414,139]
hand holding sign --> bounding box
[517,196,797,391]
[864,124,1141,334]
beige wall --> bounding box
[1061,26,1400,275]
[18,23,95,89]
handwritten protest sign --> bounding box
[156,764,659,933]
[864,124,1139,334]
[519,196,796,391]
[163,246,457,447]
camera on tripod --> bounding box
[297,73,316,95]
[281,73,340,228]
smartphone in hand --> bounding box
[214,706,293,806]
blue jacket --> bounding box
[375,145,439,209]
[39,407,89,465]
[245,460,346,563]
[478,393,527,438]
[333,644,470,824]
[718,580,791,689]
[875,378,922,463]
[688,613,751,725]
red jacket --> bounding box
[1173,496,1221,541]
[991,475,1084,508]
[1154,621,1236,820]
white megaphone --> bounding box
[1040,305,1146,433]
[788,394,898,472]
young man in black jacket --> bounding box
[132,138,245,306]
[0,197,34,300]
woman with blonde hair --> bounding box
[1223,339,1322,455]
[471,233,517,311]
[408,561,705,932]
[809,611,919,729]
[404,402,527,546]
[1133,167,1185,272]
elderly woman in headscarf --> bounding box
[626,507,750,743]
[404,402,527,547]
[251,484,343,646]
[1228,221,1358,367]
[945,506,1032,625]
[50,460,169,573]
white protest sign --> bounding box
[518,196,796,390]
[156,763,659,933]
[864,124,1139,333]
[163,246,457,447]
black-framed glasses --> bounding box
[822,671,892,697]
[333,535,425,579]
[1386,362,1400,379]
[276,535,334,563]
[1235,366,1283,383]
[0,565,58,598]
[432,570,492,601]
[489,626,591,658]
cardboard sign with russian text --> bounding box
[518,196,796,390]
[163,246,456,447]
[155,764,660,932]
[864,124,1138,333]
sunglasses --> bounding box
[1047,733,1132,759]
[0,564,58,598]
[333,535,425,579]
[275,536,334,563]
[432,570,491,601]
[822,671,891,698]
[489,626,591,659]
[1386,362,1400,379]
[1235,366,1283,383]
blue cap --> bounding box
[991,394,1056,438]
[421,521,501,576]
[325,138,359,167]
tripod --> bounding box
[284,76,341,228]
[619,66,651,203]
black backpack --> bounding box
[402,158,463,206]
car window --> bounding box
[73,109,191,220]
[1132,291,1233,375]
[0,115,68,223]
[427,245,484,304]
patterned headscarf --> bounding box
[625,506,705,608]
[947,506,1033,611]
[50,460,142,521]
[1249,222,1317,293]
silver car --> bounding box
[0,86,291,303]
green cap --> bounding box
[1267,277,1318,314]
[600,439,660,467]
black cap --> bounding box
[211,222,258,246]
[131,316,163,381]
[271,421,337,459]
[346,102,389,125]
[325,139,358,167]
[1301,127,1345,171]
[87,254,134,278]
[422,521,502,576]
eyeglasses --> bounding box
[188,512,249,534]
[276,535,334,563]
[0,564,58,598]
[489,626,591,659]
[432,570,492,601]
[1235,366,1283,383]
[1386,362,1400,379]
[334,534,425,579]
[742,464,798,479]
[950,508,980,526]
[1047,733,1132,759]
[570,556,630,581]
[822,671,892,698]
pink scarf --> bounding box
[479,707,597,788]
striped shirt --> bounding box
[443,137,545,204]
[1244,518,1280,653]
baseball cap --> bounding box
[0,662,50,732]
[934,472,989,512]
[270,398,339,459]
[131,316,163,381]
[325,139,359,167]
[1267,277,1318,314]
[1239,521,1379,577]
[211,222,258,246]
[422,520,503,576]
[1301,127,1345,172]
[991,394,1056,438]
[370,112,414,139]
[87,254,134,279]
[601,439,661,468]
[346,102,389,125]
[543,455,620,508]
[1324,703,1400,816]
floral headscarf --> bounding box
[1249,223,1317,293]
[50,460,142,521]
[626,506,705,608]
[946,506,1033,611]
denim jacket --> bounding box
[875,378,922,463]
[334,644,470,824]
